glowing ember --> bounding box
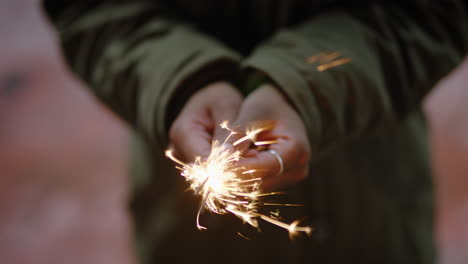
[165,122,312,237]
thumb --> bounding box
[211,102,241,146]
[169,118,213,162]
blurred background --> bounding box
[0,2,466,263]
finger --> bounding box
[169,115,213,162]
[211,102,241,144]
[239,133,294,167]
[220,121,277,156]
[258,168,308,191]
[230,107,277,153]
[237,149,284,179]
[236,133,308,188]
[173,128,212,162]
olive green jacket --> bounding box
[46,0,467,263]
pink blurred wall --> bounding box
[425,57,468,264]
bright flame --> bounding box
[165,122,312,237]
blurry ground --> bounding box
[425,57,468,264]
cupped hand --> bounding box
[234,84,311,191]
[169,81,243,162]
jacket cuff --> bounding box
[242,49,322,153]
[136,38,241,148]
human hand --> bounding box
[233,84,311,191]
[169,81,243,162]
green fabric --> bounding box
[46,0,468,263]
[54,1,241,157]
[244,0,468,158]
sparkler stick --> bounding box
[165,121,312,237]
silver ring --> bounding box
[267,149,284,177]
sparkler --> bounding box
[165,121,312,237]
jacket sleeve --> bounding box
[243,0,468,158]
[52,1,241,147]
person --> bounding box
[0,1,134,263]
[43,0,467,263]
